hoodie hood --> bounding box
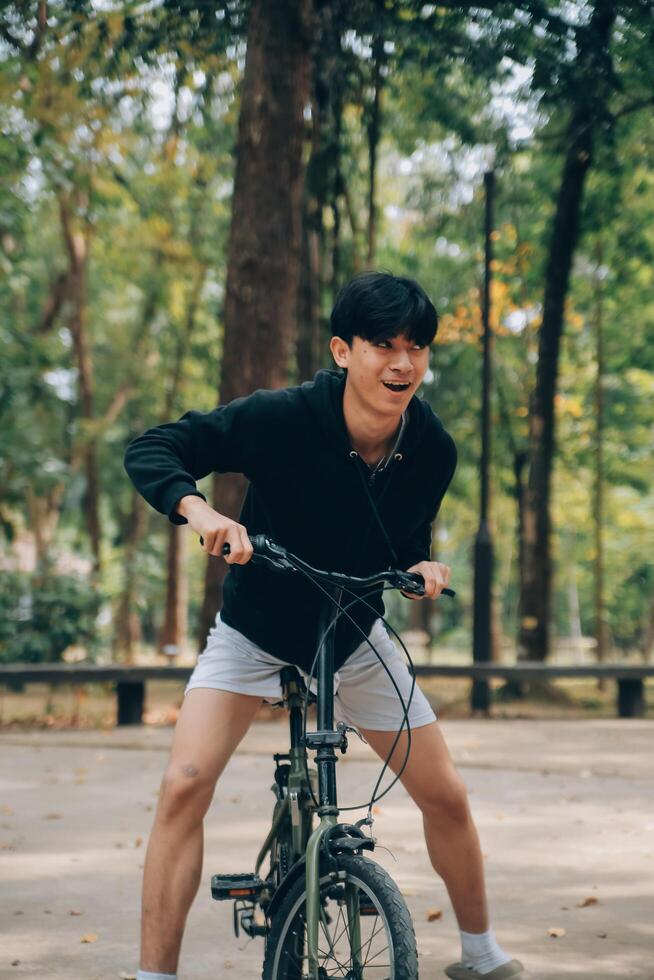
[298,368,433,460]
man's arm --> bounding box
[397,430,456,597]
[123,390,276,526]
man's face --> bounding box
[330,333,430,418]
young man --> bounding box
[124,271,524,980]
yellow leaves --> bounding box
[624,368,654,394]
[576,896,600,907]
[548,927,566,938]
[426,908,443,921]
[80,933,98,943]
[169,279,188,324]
[555,393,584,418]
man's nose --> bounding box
[389,348,412,372]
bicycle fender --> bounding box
[265,855,308,922]
[265,824,376,922]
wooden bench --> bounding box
[0,662,651,724]
[412,663,653,719]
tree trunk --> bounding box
[198,0,313,649]
[592,239,610,678]
[641,591,654,662]
[114,490,145,663]
[158,520,188,660]
[158,269,206,658]
[366,35,384,265]
[517,2,616,663]
[59,191,102,575]
[297,197,323,382]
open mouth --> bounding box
[382,381,411,393]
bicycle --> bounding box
[206,534,455,979]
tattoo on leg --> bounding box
[182,764,199,778]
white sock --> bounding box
[136,971,177,980]
[460,926,512,974]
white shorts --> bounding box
[184,615,437,732]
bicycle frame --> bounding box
[303,585,356,978]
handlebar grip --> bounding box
[198,536,231,556]
[199,536,268,556]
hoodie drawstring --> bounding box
[351,454,400,567]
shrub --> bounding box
[0,570,102,663]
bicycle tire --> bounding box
[262,853,418,980]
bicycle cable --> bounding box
[297,583,407,813]
[286,558,419,814]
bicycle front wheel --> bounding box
[262,853,418,980]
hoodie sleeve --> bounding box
[123,390,276,525]
[397,431,457,569]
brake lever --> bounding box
[199,536,296,573]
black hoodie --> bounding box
[123,370,457,672]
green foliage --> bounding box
[0,570,102,664]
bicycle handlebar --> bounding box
[201,533,455,599]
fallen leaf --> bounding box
[548,927,566,938]
[11,960,20,966]
[118,972,136,979]
[597,932,607,939]
[426,908,443,922]
[372,806,382,815]
[401,889,417,897]
[81,933,98,943]
[576,896,599,907]
[43,813,63,820]
[69,909,83,916]
[223,960,233,969]
[134,837,143,848]
[1,806,14,816]
[228,796,241,804]
[13,911,23,915]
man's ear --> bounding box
[329,335,351,369]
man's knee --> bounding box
[416,769,470,825]
[157,761,216,823]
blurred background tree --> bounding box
[0,0,651,668]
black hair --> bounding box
[330,270,438,346]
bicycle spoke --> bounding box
[269,871,399,980]
[357,917,388,966]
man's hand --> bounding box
[176,495,253,565]
[403,560,451,599]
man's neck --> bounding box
[342,384,404,465]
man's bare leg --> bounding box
[139,689,263,975]
[360,721,488,931]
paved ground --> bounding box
[1,718,653,980]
